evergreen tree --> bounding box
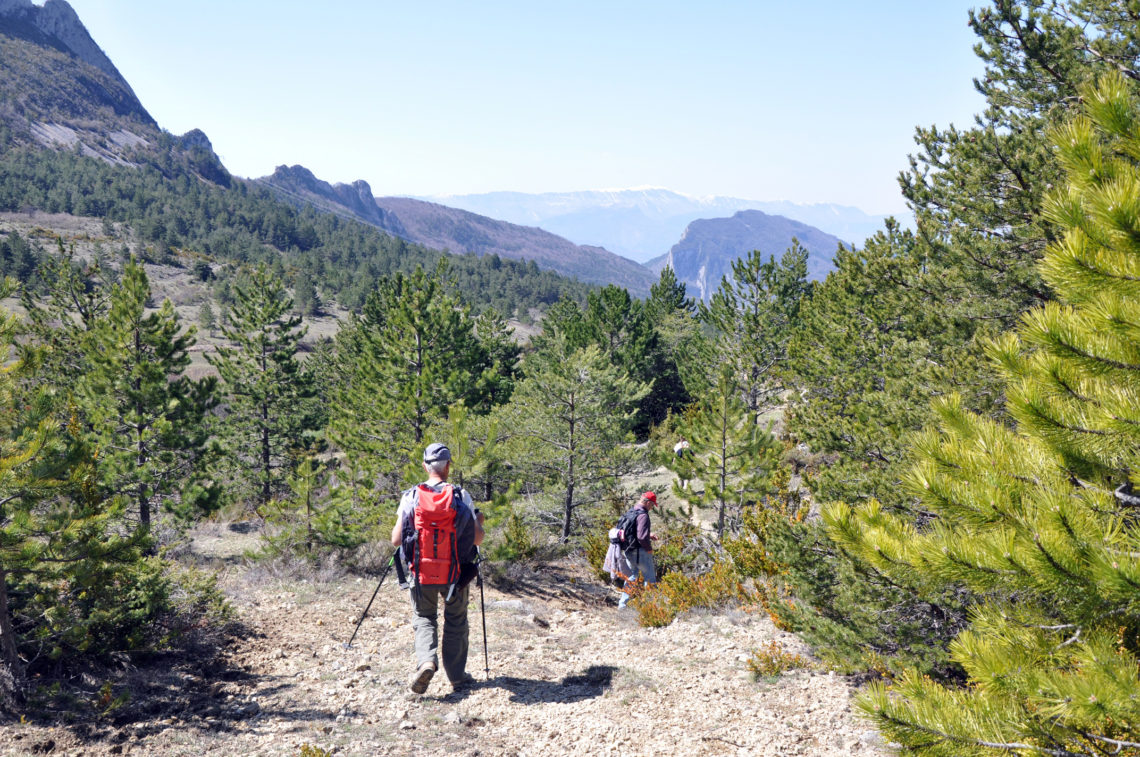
[770,1,1136,677]
[646,265,694,321]
[902,1,1140,334]
[208,266,316,509]
[501,336,648,540]
[471,307,521,413]
[19,245,111,386]
[0,281,58,710]
[647,266,706,402]
[784,224,994,508]
[80,258,219,534]
[839,74,1140,756]
[0,280,150,712]
[672,367,780,541]
[700,244,811,410]
[293,269,319,317]
[537,284,689,433]
[328,264,499,488]
[199,298,216,333]
[582,285,663,431]
[534,293,591,353]
[261,456,365,559]
[0,233,38,285]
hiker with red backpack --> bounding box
[390,443,485,695]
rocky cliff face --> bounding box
[1,0,131,83]
[261,165,408,237]
[649,210,843,301]
[32,0,120,77]
[0,0,157,152]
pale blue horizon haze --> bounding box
[62,1,986,216]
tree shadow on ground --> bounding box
[9,620,338,747]
[489,561,611,607]
[444,664,616,705]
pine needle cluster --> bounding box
[837,74,1140,757]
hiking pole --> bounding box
[344,550,396,649]
[477,551,489,679]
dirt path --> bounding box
[0,525,891,757]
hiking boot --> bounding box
[450,672,478,691]
[409,662,436,695]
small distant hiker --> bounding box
[391,443,485,695]
[604,491,659,609]
[673,437,691,489]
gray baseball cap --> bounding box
[423,443,451,463]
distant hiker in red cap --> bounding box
[616,491,658,609]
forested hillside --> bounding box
[258,165,657,294]
[3,3,1140,757]
[0,142,592,316]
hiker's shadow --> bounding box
[448,665,616,704]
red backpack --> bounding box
[408,484,461,589]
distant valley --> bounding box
[258,166,656,295]
[429,188,898,263]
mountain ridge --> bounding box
[256,166,655,294]
[0,0,151,128]
[650,209,844,301]
[428,188,896,262]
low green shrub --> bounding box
[747,640,811,678]
[633,559,748,627]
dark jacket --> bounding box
[633,504,652,552]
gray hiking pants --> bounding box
[618,549,657,609]
[411,583,470,683]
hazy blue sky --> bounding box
[64,1,985,215]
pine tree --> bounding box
[471,307,521,413]
[582,285,664,431]
[647,266,706,403]
[261,456,365,559]
[672,367,780,541]
[784,224,992,508]
[0,279,148,712]
[199,298,216,333]
[328,264,500,488]
[293,269,319,317]
[0,281,58,710]
[835,74,1140,756]
[903,1,1140,333]
[647,265,694,321]
[700,244,811,411]
[19,245,111,385]
[208,266,316,509]
[501,336,648,540]
[79,258,219,534]
[770,1,1136,678]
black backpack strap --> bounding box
[444,484,461,601]
[395,544,411,589]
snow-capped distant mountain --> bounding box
[427,188,904,263]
